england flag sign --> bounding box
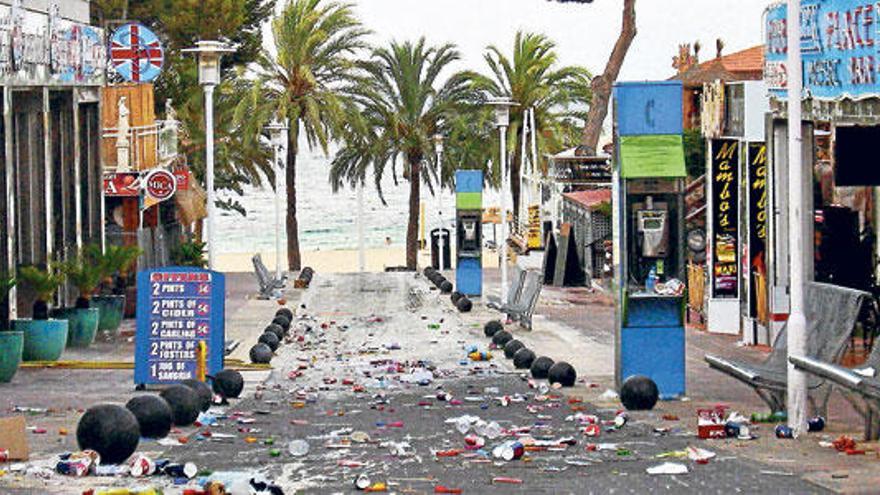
[110,23,164,83]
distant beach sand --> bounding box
[216,247,501,274]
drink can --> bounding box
[614,412,628,429]
[0,448,8,463]
[161,461,198,479]
[808,416,826,432]
[464,434,485,448]
[56,460,90,477]
[774,425,794,439]
[355,473,372,490]
[583,424,601,437]
[724,422,741,438]
[499,441,525,461]
[737,424,750,439]
[128,454,156,477]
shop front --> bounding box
[762,0,880,350]
[1,1,106,320]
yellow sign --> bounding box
[527,205,541,249]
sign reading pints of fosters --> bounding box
[135,268,225,386]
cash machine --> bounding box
[456,170,483,296]
[613,81,687,399]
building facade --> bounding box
[1,0,106,319]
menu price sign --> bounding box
[135,267,225,385]
[711,139,740,298]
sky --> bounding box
[344,0,773,81]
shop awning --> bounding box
[619,134,686,179]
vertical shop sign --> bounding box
[747,143,768,317]
[711,139,740,298]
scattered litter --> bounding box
[646,462,689,475]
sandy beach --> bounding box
[215,246,502,273]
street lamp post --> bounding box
[266,120,288,281]
[433,134,445,271]
[488,97,518,300]
[183,40,235,270]
[786,0,808,437]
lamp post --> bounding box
[488,97,518,300]
[266,120,288,281]
[183,40,235,270]
[433,134,445,271]
[786,0,808,437]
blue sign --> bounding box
[613,81,683,136]
[110,24,164,83]
[135,267,225,385]
[455,170,483,193]
[765,1,880,99]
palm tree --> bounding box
[467,31,592,223]
[234,0,369,270]
[331,38,478,270]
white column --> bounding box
[500,125,509,298]
[437,149,445,271]
[357,180,365,272]
[204,84,217,270]
[786,0,808,436]
[274,141,283,280]
[4,87,17,320]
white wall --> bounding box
[0,0,90,23]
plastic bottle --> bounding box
[646,267,657,293]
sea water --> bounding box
[215,146,501,254]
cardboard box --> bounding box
[0,415,30,460]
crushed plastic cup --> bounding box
[288,439,310,457]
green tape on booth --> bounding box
[619,134,686,178]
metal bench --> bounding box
[790,341,880,440]
[705,282,868,416]
[504,270,543,330]
[252,254,285,299]
[487,265,525,311]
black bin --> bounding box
[431,228,452,270]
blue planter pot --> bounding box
[0,331,23,382]
[92,295,126,334]
[51,308,100,347]
[14,319,68,362]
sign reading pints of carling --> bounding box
[711,139,740,298]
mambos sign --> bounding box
[765,0,880,99]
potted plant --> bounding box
[0,274,22,382]
[54,248,102,347]
[171,240,208,268]
[92,245,141,334]
[15,265,67,362]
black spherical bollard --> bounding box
[125,395,173,439]
[212,369,244,399]
[620,375,660,411]
[530,356,555,379]
[504,339,525,359]
[484,320,504,338]
[77,404,140,464]
[451,291,464,305]
[456,297,473,312]
[265,323,285,340]
[440,280,453,294]
[250,343,273,364]
[492,330,513,347]
[423,267,437,277]
[258,331,281,351]
[160,385,201,427]
[272,315,291,331]
[180,379,213,412]
[513,348,536,369]
[548,361,577,387]
[275,308,294,321]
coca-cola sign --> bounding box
[145,169,177,203]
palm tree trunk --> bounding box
[581,0,636,154]
[286,124,302,271]
[406,159,421,270]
